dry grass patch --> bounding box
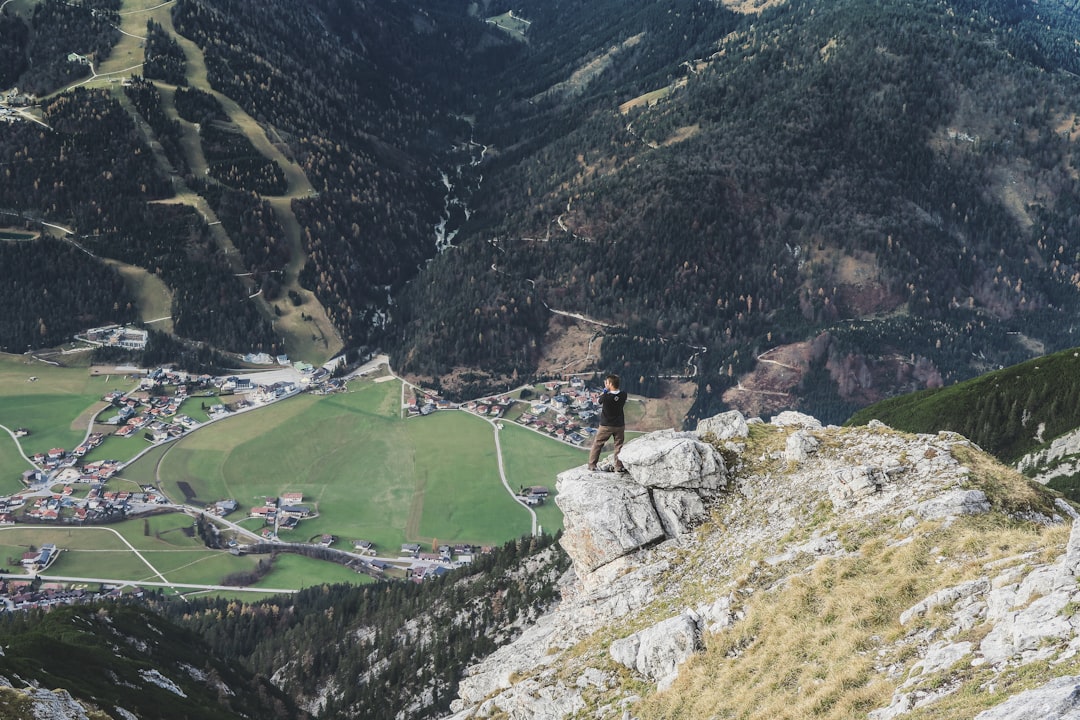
[952,444,1062,519]
[631,512,1065,720]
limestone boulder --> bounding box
[914,489,991,521]
[619,436,727,491]
[696,410,749,440]
[556,468,666,573]
[609,611,702,691]
[974,676,1080,719]
[785,430,820,462]
[770,411,823,429]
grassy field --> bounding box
[498,422,587,533]
[485,11,530,41]
[249,552,375,589]
[146,380,579,554]
[409,411,529,545]
[0,229,38,240]
[104,259,174,332]
[0,434,31,494]
[4,372,584,589]
[0,354,134,461]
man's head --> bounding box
[605,374,620,391]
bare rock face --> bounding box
[609,611,702,691]
[828,465,887,509]
[0,686,96,719]
[973,676,1080,719]
[555,469,666,574]
[557,433,729,574]
[696,410,750,440]
[618,435,727,490]
[446,411,1077,720]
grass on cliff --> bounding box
[631,513,1071,720]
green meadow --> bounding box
[1,361,586,590]
[0,433,31,493]
[498,422,588,533]
[148,380,575,553]
[0,353,135,461]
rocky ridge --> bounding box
[1018,426,1080,485]
[444,411,1080,720]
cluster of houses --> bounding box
[27,434,107,473]
[21,484,164,523]
[406,390,457,416]
[401,542,484,583]
[406,378,607,449]
[462,397,513,418]
[0,579,146,612]
[248,492,311,537]
[0,494,25,525]
[515,379,605,446]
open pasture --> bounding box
[485,11,530,41]
[249,552,375,589]
[149,379,578,555]
[0,435,31,494]
[498,422,587,533]
[0,353,131,460]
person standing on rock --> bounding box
[588,374,628,473]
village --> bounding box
[1,340,535,597]
[407,375,607,452]
[1,330,615,606]
[2,338,345,536]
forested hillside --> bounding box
[0,601,297,719]
[0,536,568,720]
[4,0,1080,418]
[160,535,568,719]
[847,346,1080,464]
[170,0,513,346]
[388,0,1080,423]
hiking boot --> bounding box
[615,466,629,474]
[588,464,598,471]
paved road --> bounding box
[0,572,296,594]
[0,424,36,471]
[484,414,537,535]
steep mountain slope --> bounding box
[0,0,512,363]
[390,0,1080,423]
[0,602,296,719]
[847,344,1080,503]
[0,537,569,720]
[442,412,1080,720]
[5,0,1080,404]
[847,346,1080,464]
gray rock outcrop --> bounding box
[609,611,702,691]
[555,471,667,574]
[444,412,1080,720]
[973,675,1080,719]
[556,433,728,574]
[914,489,991,520]
[696,410,749,440]
[785,429,820,462]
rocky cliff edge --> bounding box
[445,411,1080,720]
